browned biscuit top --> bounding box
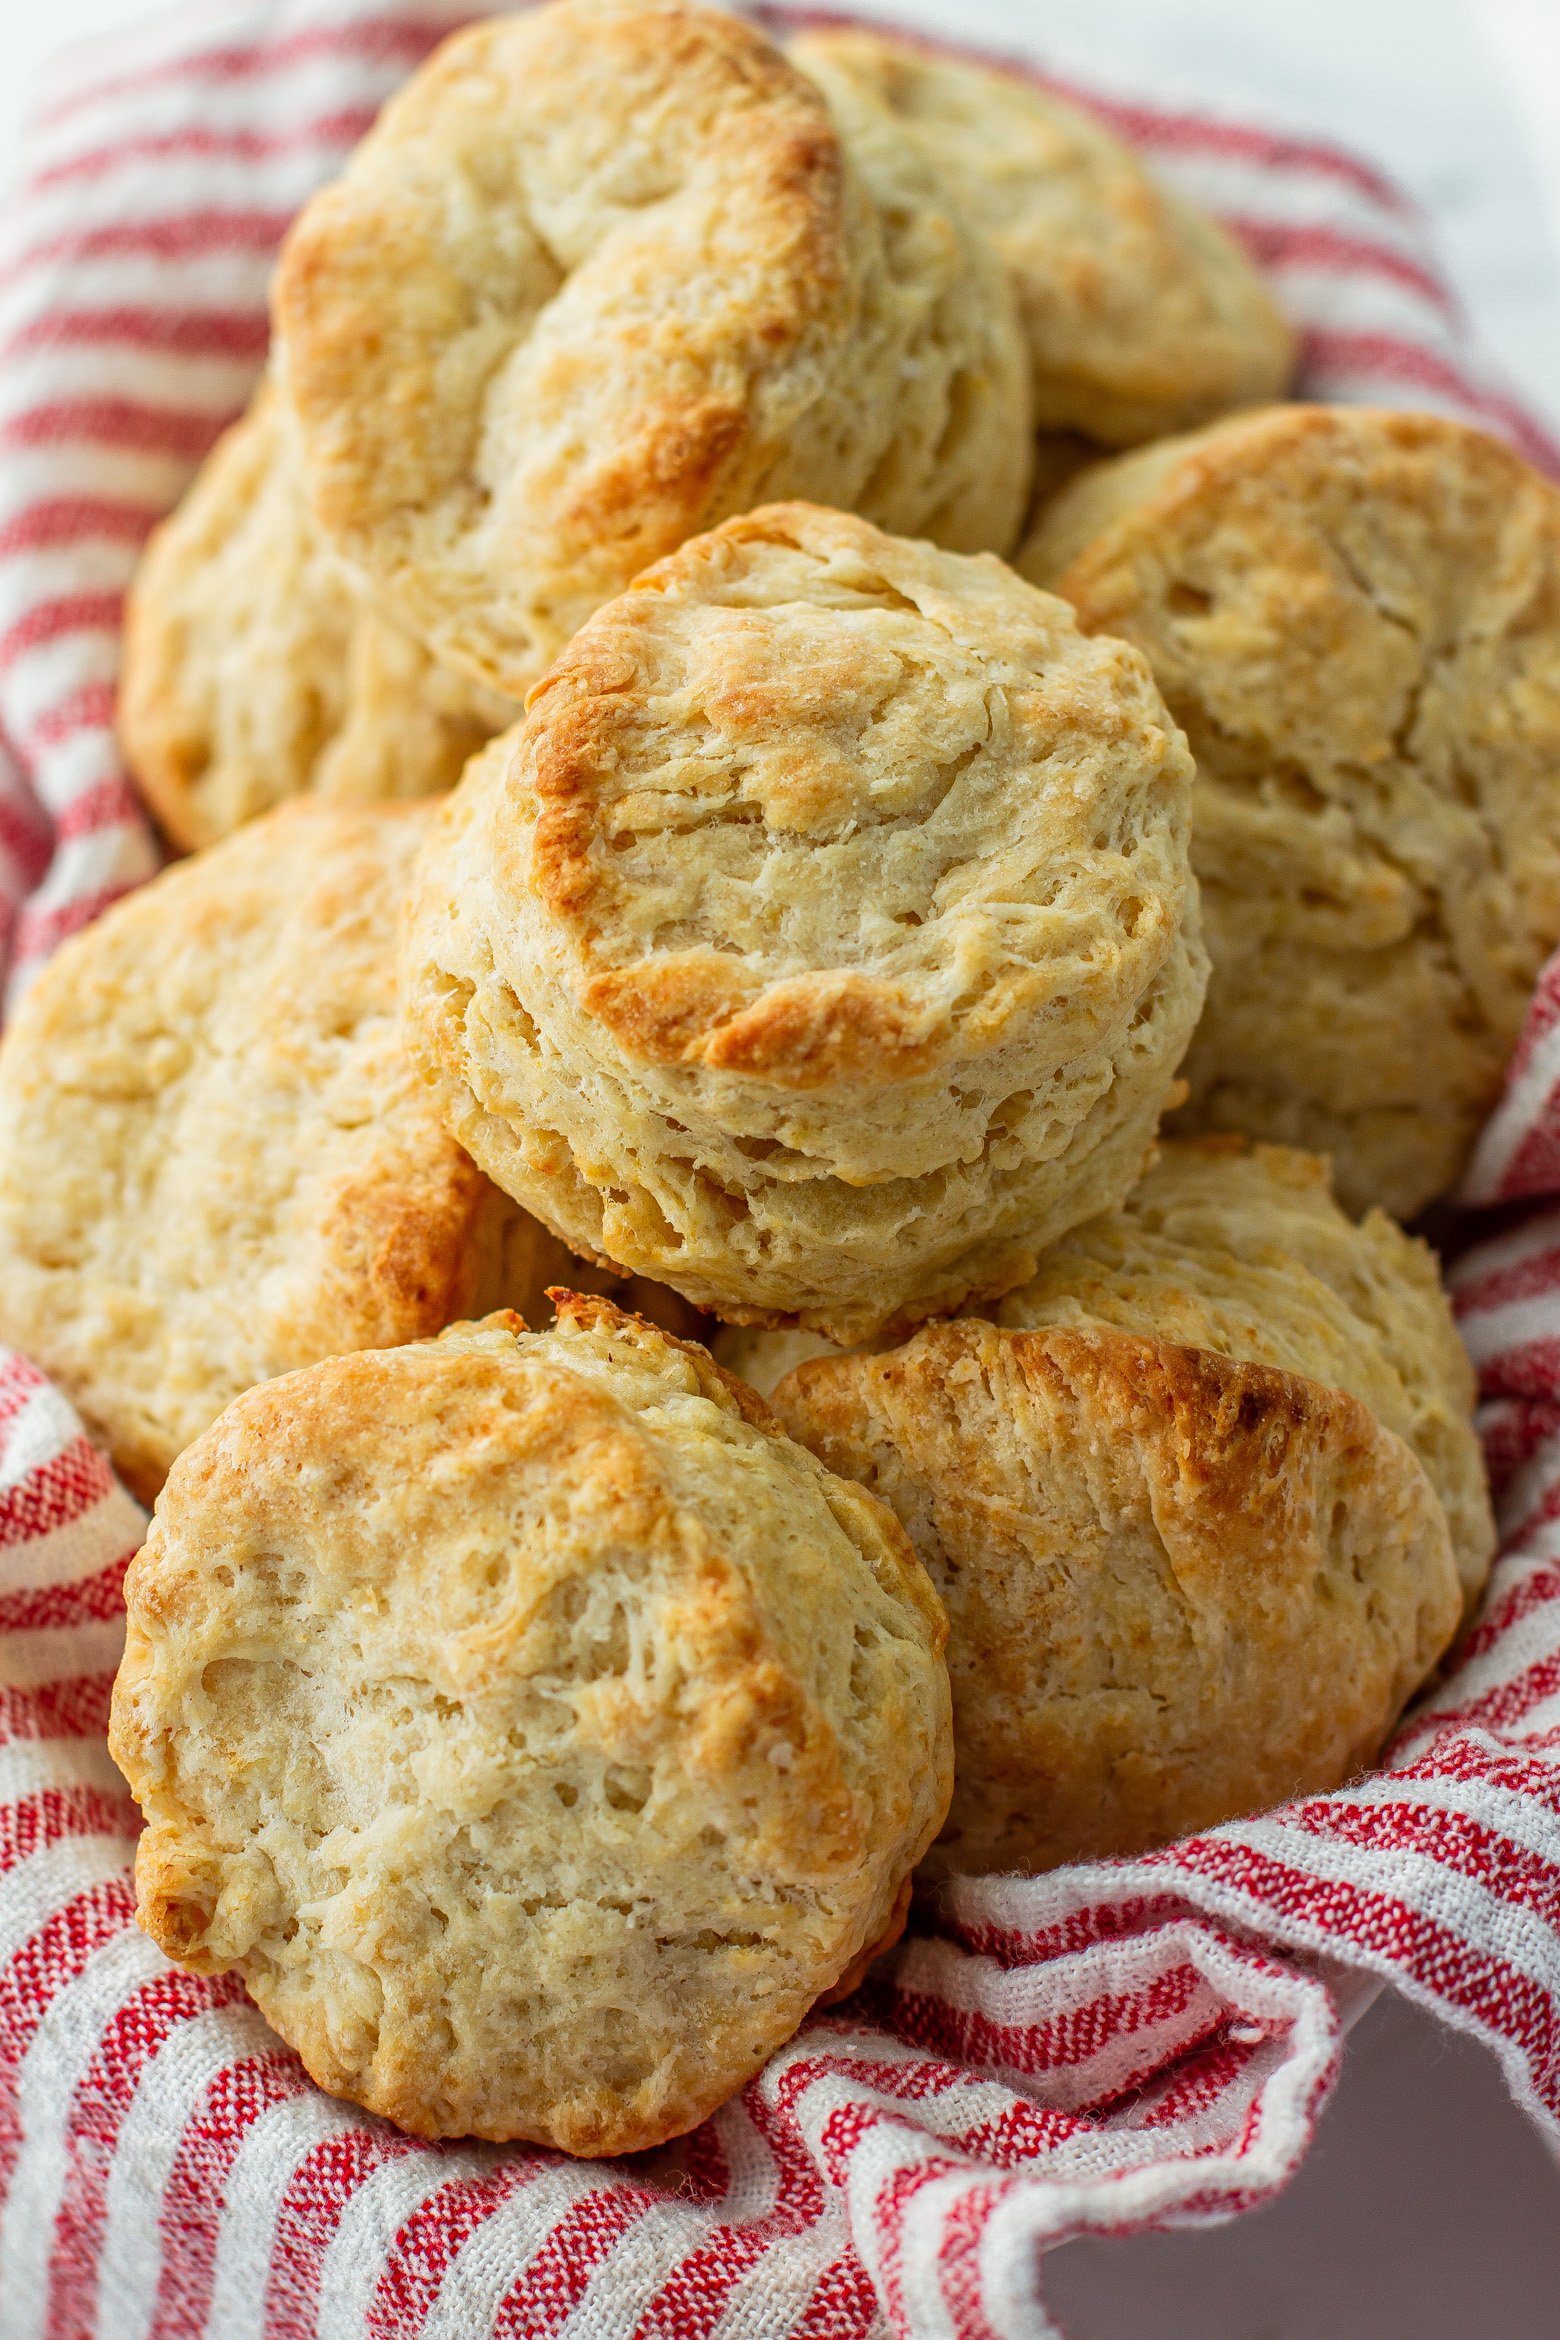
[791,28,1295,447]
[110,1300,952,2151]
[274,0,1030,696]
[1023,404,1560,1216]
[773,1312,1460,1876]
[997,1133,1493,1610]
[0,800,580,1498]
[401,502,1207,1338]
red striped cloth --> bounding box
[4,4,1560,2333]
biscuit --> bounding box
[272,0,1032,697]
[0,800,625,1501]
[109,1298,953,2151]
[1021,405,1560,1216]
[119,384,520,852]
[996,1135,1493,1611]
[710,1325,847,1401]
[773,1314,1461,1876]
[789,29,1294,457]
[401,502,1208,1341]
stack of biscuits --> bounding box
[3,0,1554,2158]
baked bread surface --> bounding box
[119,384,518,851]
[401,500,1208,1339]
[1023,404,1560,1215]
[0,801,588,1499]
[109,1299,952,2151]
[789,28,1295,451]
[774,1313,1461,1876]
[273,0,1032,697]
[997,1135,1493,1609]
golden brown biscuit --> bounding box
[110,1299,952,2151]
[401,502,1208,1341]
[1021,405,1560,1216]
[996,1135,1493,1611]
[273,0,1032,697]
[0,801,617,1501]
[119,385,520,852]
[773,1315,1461,1877]
[790,29,1294,456]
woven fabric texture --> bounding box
[3,6,1560,2335]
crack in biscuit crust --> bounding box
[995,1134,1493,1613]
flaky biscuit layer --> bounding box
[775,1311,1460,1877]
[1024,404,1560,1216]
[0,801,603,1497]
[120,384,519,851]
[110,1300,952,2150]
[791,29,1294,452]
[996,1135,1493,1611]
[402,503,1208,1339]
[274,0,1032,697]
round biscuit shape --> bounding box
[995,1135,1493,1614]
[272,0,1032,698]
[0,800,622,1501]
[1021,404,1560,1217]
[109,1299,953,2151]
[120,385,520,852]
[401,501,1209,1341]
[772,1314,1461,1877]
[789,29,1295,453]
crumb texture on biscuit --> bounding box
[402,502,1208,1340]
[110,1302,952,2151]
[119,384,518,851]
[273,0,1032,696]
[1025,405,1560,1216]
[996,1136,1493,1609]
[790,29,1294,450]
[773,1314,1461,1876]
[0,801,588,1500]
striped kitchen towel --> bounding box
[4,5,1560,2335]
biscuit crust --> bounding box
[273,0,1032,697]
[1022,405,1560,1215]
[790,29,1295,451]
[773,1315,1460,1876]
[110,1301,952,2151]
[119,384,519,851]
[402,502,1208,1340]
[997,1135,1493,1612]
[0,801,598,1499]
